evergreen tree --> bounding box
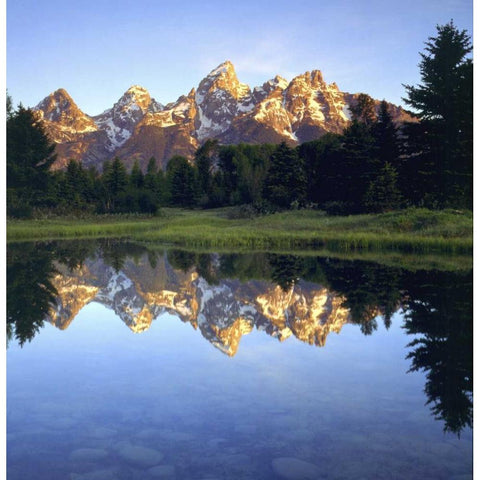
[195,139,219,205]
[235,151,255,204]
[166,155,197,207]
[156,168,167,206]
[403,269,472,435]
[299,134,343,206]
[263,142,306,208]
[130,159,144,189]
[6,91,13,120]
[217,145,240,204]
[108,157,128,193]
[363,162,402,213]
[373,100,400,167]
[349,93,376,126]
[63,159,94,209]
[333,121,378,213]
[102,157,128,212]
[144,157,158,192]
[7,243,58,346]
[268,254,305,291]
[403,21,473,208]
[7,106,57,216]
[239,143,275,204]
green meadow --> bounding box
[7,207,473,256]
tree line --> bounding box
[7,22,472,218]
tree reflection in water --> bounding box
[6,241,472,434]
[402,269,473,436]
[7,242,58,347]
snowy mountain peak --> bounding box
[206,60,236,78]
[117,85,152,113]
[309,70,325,84]
[288,70,326,90]
[34,62,413,170]
[198,61,250,101]
[252,75,289,103]
[91,87,154,152]
[271,75,288,89]
[46,252,353,356]
[36,88,77,120]
[194,61,254,141]
[35,88,98,133]
[126,84,149,94]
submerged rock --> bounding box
[87,427,118,439]
[234,424,257,435]
[271,457,322,480]
[147,464,176,478]
[70,468,119,480]
[69,448,109,462]
[117,445,164,467]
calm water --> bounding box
[7,240,473,480]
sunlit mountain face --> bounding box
[34,61,413,171]
[46,252,352,356]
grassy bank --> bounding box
[7,207,473,254]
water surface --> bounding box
[7,240,473,480]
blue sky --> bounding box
[7,0,473,115]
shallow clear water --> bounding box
[7,241,473,480]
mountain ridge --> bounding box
[34,61,413,171]
[48,253,352,357]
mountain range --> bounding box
[34,61,412,171]
[47,252,353,356]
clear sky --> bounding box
[6,0,473,115]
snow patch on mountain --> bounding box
[196,105,224,140]
[97,118,132,150]
[35,63,411,170]
[341,103,352,121]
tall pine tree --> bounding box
[403,21,473,208]
[263,142,306,208]
[7,106,57,216]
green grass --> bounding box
[7,207,473,254]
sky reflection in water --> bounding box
[7,241,473,480]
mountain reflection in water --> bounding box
[7,240,472,437]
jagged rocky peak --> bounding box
[105,85,152,122]
[46,253,353,357]
[252,75,288,102]
[283,69,351,139]
[195,61,255,141]
[196,60,251,102]
[116,85,153,114]
[33,62,413,170]
[36,88,97,132]
[268,75,289,90]
[93,85,164,152]
[36,88,73,120]
[166,88,197,121]
[95,84,164,123]
[287,70,326,93]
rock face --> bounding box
[47,252,351,356]
[93,85,163,153]
[34,61,412,171]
